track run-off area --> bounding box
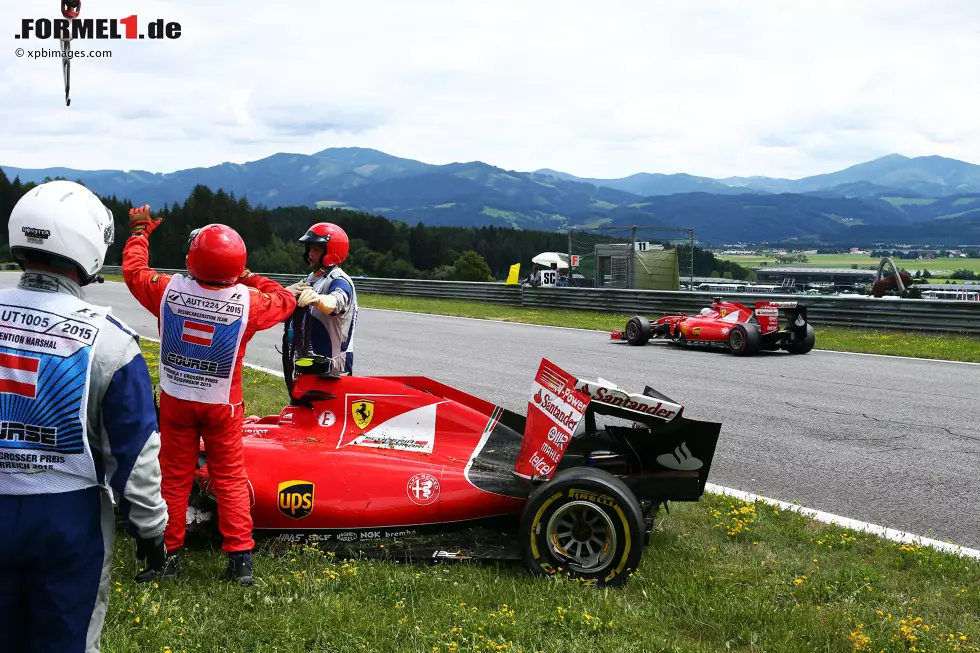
[4,274,978,553]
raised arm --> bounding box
[121,206,169,318]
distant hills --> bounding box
[538,153,980,198]
[3,148,980,245]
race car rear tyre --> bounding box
[785,323,815,354]
[519,467,644,587]
[625,316,652,346]
[727,323,760,356]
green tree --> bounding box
[453,250,493,282]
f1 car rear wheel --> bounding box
[625,316,652,346]
[519,467,644,586]
[785,324,815,354]
[727,323,760,356]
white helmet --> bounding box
[7,180,114,285]
[700,307,712,316]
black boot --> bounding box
[161,548,181,580]
[226,551,253,586]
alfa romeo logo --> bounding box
[406,473,440,506]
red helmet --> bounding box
[298,222,349,268]
[186,224,247,286]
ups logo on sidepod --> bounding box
[278,480,315,519]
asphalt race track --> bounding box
[3,273,979,549]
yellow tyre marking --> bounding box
[529,491,563,562]
[612,503,632,576]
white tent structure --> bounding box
[532,251,569,269]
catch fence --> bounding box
[566,225,695,291]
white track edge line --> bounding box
[705,483,980,560]
[136,329,980,560]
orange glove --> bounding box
[129,205,162,237]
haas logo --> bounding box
[656,442,703,471]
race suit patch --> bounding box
[0,289,107,493]
[158,274,249,405]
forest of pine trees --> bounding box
[0,168,750,281]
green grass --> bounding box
[357,294,980,363]
[716,253,980,273]
[99,340,980,652]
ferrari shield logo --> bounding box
[278,480,315,519]
[351,399,374,429]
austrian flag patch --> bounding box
[181,320,215,347]
[0,352,40,399]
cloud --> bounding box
[0,0,978,180]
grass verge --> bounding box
[357,293,980,363]
[100,341,980,652]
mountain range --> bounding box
[3,148,980,245]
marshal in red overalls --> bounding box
[122,208,296,584]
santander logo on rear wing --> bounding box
[573,378,682,422]
[513,359,686,481]
[513,359,591,481]
[754,301,802,335]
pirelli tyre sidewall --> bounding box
[519,467,644,587]
[625,315,652,346]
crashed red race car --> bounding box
[181,356,721,586]
[611,297,815,356]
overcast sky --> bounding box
[1,0,977,180]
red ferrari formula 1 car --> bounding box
[179,356,722,586]
[611,297,815,356]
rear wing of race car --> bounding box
[512,359,721,500]
[754,301,808,336]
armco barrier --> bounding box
[98,266,980,335]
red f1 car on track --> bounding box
[611,297,815,356]
[181,356,722,586]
